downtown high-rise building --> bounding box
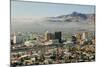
[44,31,62,43]
[12,32,24,44]
[55,31,62,43]
[45,31,55,41]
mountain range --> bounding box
[45,12,95,23]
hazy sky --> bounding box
[11,0,95,18]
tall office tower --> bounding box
[75,32,89,45]
[82,32,89,40]
[45,31,48,41]
[13,32,16,44]
[76,33,82,40]
[75,33,82,45]
[13,32,24,44]
[82,32,86,40]
[45,31,54,41]
[55,31,62,43]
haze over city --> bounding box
[11,1,95,33]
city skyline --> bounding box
[10,1,95,66]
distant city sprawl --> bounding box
[10,31,95,66]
